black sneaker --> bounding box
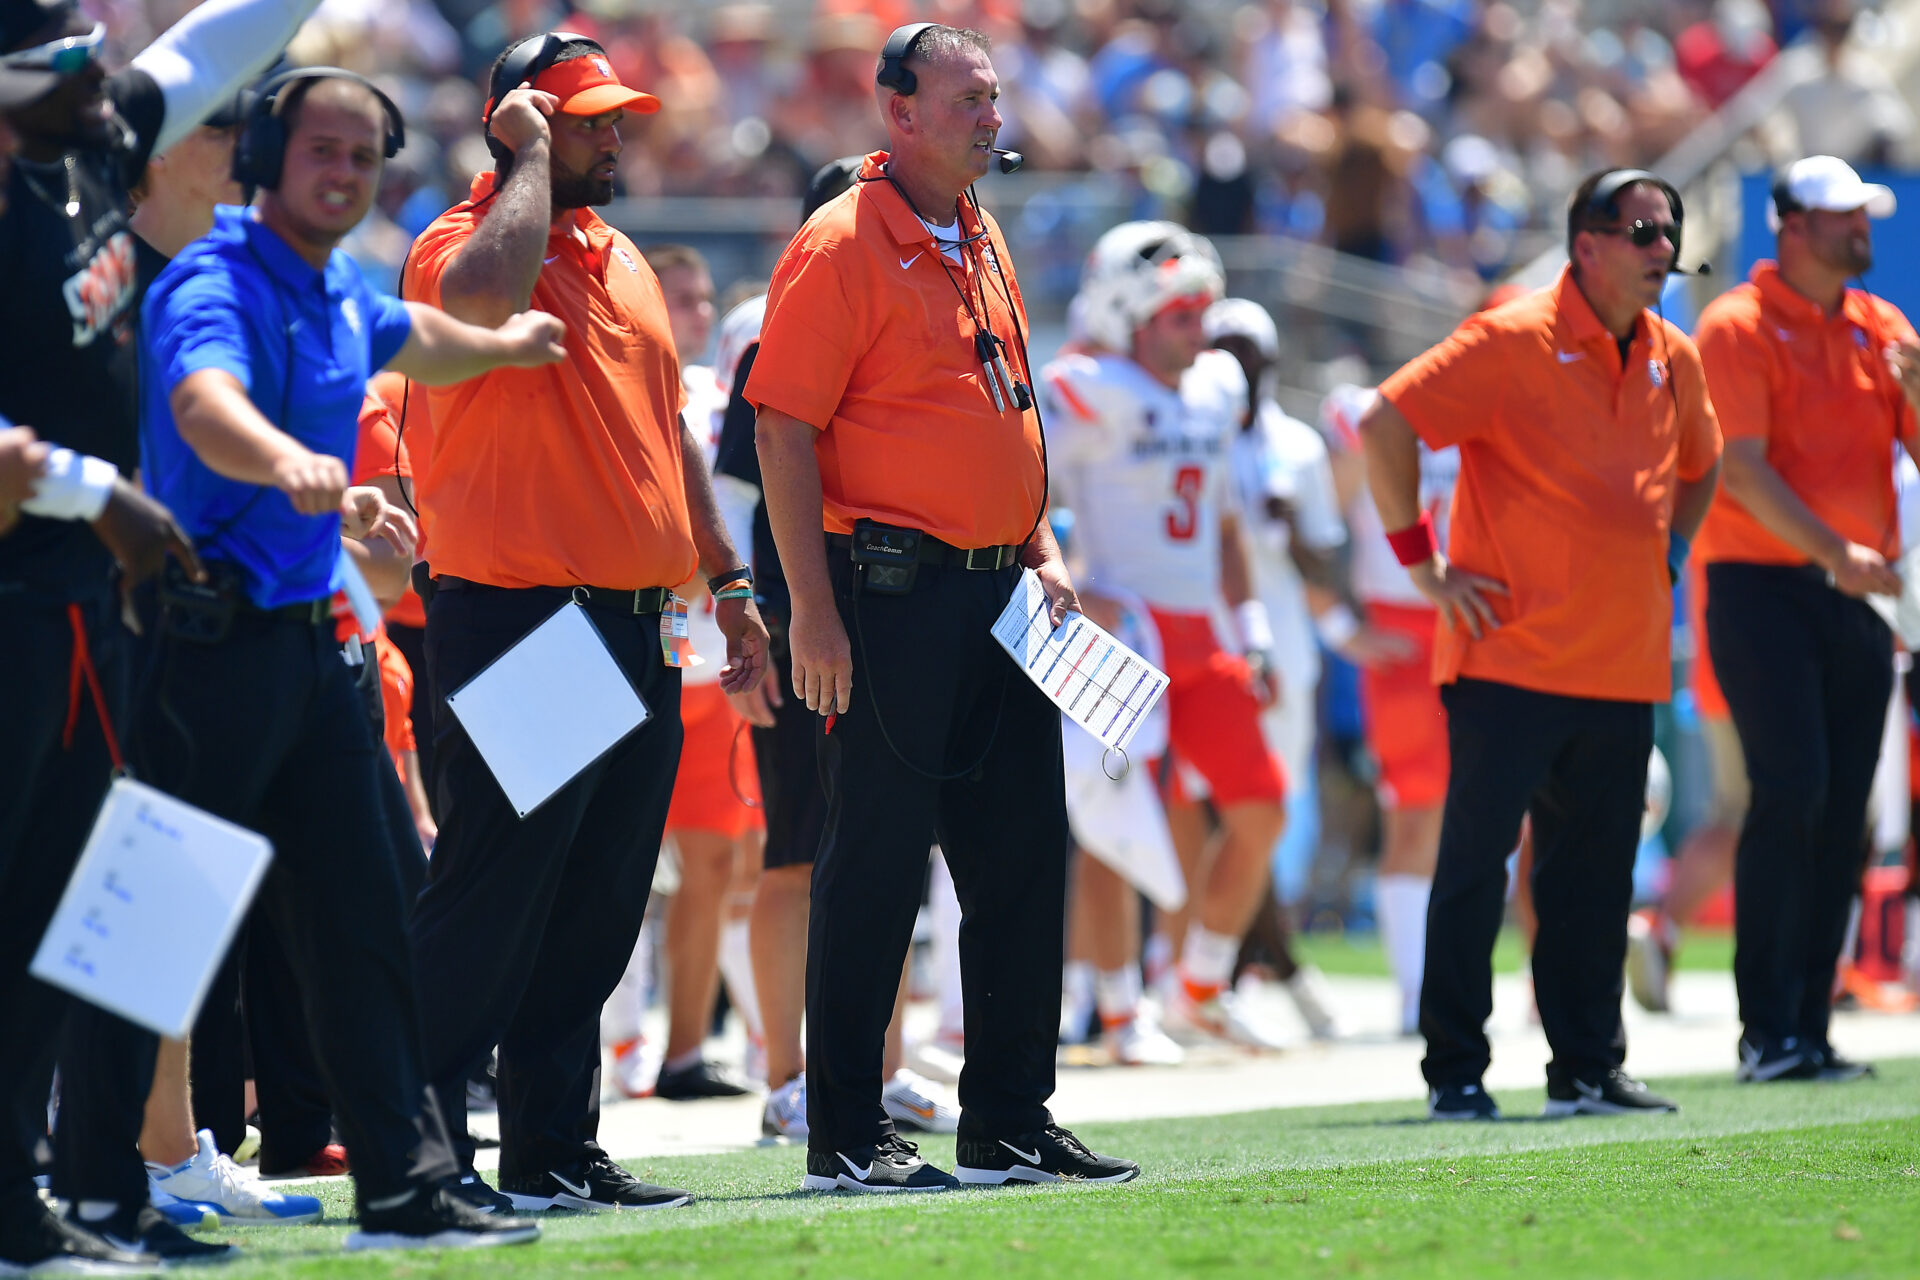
[1736,1034,1818,1083]
[1543,1069,1677,1117]
[2,1201,158,1274]
[498,1153,691,1211]
[344,1182,541,1250]
[1808,1043,1876,1082]
[88,1203,236,1267]
[955,1126,1140,1185]
[651,1059,752,1101]
[1427,1082,1500,1121]
[446,1171,514,1215]
[801,1135,959,1193]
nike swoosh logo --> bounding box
[544,255,560,264]
[1000,1141,1043,1164]
[899,252,923,270]
[1556,351,1584,363]
[907,1102,937,1120]
[551,1171,593,1198]
[838,1154,872,1179]
[1574,1081,1603,1100]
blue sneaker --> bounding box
[147,1178,218,1230]
[148,1130,324,1225]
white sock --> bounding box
[1061,960,1095,1039]
[76,1200,119,1223]
[930,850,965,1041]
[1095,966,1142,1027]
[1376,874,1432,1032]
[717,917,762,1041]
[599,926,652,1047]
[664,1047,702,1074]
[1179,926,1240,993]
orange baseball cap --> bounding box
[531,52,659,116]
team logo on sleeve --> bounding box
[613,246,639,274]
[341,297,363,336]
[1647,359,1664,388]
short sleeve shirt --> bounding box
[1379,268,1722,702]
[141,206,412,609]
[1694,261,1918,567]
[745,152,1046,549]
[403,175,694,592]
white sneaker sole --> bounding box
[500,1191,690,1212]
[798,1173,950,1194]
[1542,1097,1676,1117]
[954,1165,1140,1185]
[343,1223,541,1250]
[188,1206,323,1227]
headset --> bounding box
[875,22,1024,172]
[485,29,599,171]
[1570,168,1710,277]
[231,67,405,192]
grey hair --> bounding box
[906,25,990,76]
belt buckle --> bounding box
[965,546,999,571]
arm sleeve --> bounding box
[712,343,763,491]
[353,391,407,484]
[1671,334,1723,484]
[399,221,465,308]
[1377,316,1509,449]
[133,0,327,157]
[743,243,859,429]
[365,286,414,372]
[151,269,254,396]
[1694,309,1769,447]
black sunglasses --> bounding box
[1589,220,1682,252]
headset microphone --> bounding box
[992,147,1023,174]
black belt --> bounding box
[826,532,1019,571]
[245,596,331,624]
[434,574,669,615]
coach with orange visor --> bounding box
[1360,170,1722,1122]
[748,22,1138,1193]
[401,31,765,1214]
[1694,156,1920,1086]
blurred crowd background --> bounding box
[90,0,1920,933]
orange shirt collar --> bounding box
[1749,259,1875,332]
[855,150,988,250]
[1551,264,1649,353]
[464,172,612,249]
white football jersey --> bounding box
[1322,384,1459,608]
[1232,399,1345,688]
[1043,350,1246,614]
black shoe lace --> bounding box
[1042,1126,1092,1161]
[875,1134,922,1165]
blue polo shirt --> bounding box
[140,206,412,608]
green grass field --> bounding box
[209,1055,1920,1279]
[1295,927,1735,980]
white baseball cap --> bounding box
[1767,155,1896,232]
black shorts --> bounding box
[755,610,829,870]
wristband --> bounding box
[714,585,755,602]
[1666,531,1690,579]
[1314,603,1361,651]
[1234,599,1275,654]
[1385,512,1437,568]
[19,448,117,523]
[707,565,753,594]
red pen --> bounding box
[824,713,838,736]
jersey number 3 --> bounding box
[1165,464,1204,542]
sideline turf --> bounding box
[1297,927,1736,980]
[205,1057,1919,1278]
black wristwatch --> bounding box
[707,565,753,594]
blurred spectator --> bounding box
[1674,0,1778,108]
[1775,0,1915,168]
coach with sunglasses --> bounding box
[400,30,764,1215]
[0,0,335,1268]
[1359,169,1722,1121]
[1694,156,1919,1085]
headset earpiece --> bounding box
[875,22,936,97]
[231,66,406,192]
[1576,167,1687,272]
[484,29,595,171]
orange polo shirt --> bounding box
[402,174,694,591]
[744,151,1045,549]
[1379,268,1722,703]
[1694,261,1918,567]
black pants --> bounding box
[754,608,829,870]
[1422,677,1652,1088]
[386,621,435,820]
[1705,562,1892,1048]
[132,610,456,1202]
[411,584,681,1178]
[807,555,1068,1154]
[0,590,158,1216]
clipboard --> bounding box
[443,600,652,819]
[31,778,273,1039]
